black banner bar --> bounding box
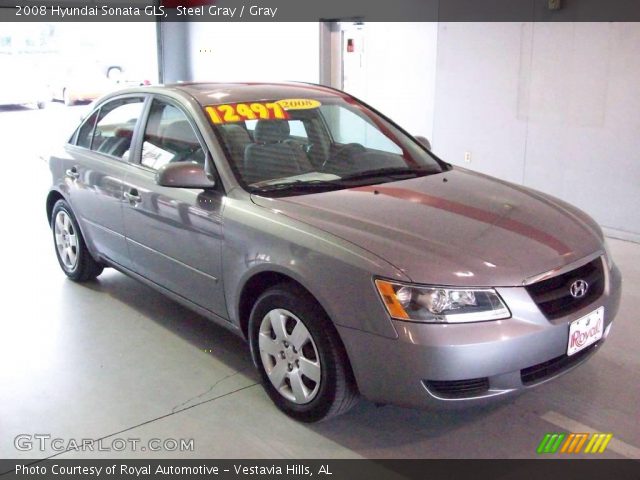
[1,459,639,480]
[1,0,640,22]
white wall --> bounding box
[187,22,437,138]
[432,22,640,241]
[187,23,319,83]
[341,23,438,140]
[431,23,531,184]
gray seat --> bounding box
[219,124,253,173]
[97,127,133,158]
[244,120,313,184]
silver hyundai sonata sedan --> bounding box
[46,82,622,422]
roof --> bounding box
[164,81,347,105]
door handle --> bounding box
[65,166,80,179]
[124,189,141,204]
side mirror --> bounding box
[156,162,215,189]
[414,135,431,151]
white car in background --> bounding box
[0,52,47,109]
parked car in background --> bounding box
[46,82,621,422]
[49,64,150,106]
[0,52,48,109]
[50,70,104,105]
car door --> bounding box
[63,95,146,269]
[121,96,227,318]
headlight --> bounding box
[375,279,510,323]
[603,239,614,270]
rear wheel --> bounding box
[106,66,123,81]
[51,200,103,282]
[249,283,358,422]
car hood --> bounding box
[251,168,603,286]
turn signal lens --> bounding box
[375,280,409,320]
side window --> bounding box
[90,98,144,160]
[75,110,99,149]
[140,99,205,170]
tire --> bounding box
[106,66,123,81]
[51,200,103,282]
[249,282,358,422]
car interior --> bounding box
[141,100,205,170]
[215,107,409,186]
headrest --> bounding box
[254,120,289,144]
[114,127,133,139]
[221,124,252,144]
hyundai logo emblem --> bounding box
[570,279,589,298]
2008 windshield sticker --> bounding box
[205,99,321,124]
[277,99,322,110]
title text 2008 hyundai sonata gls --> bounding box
[47,82,621,422]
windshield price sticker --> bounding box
[277,98,322,110]
[205,103,289,124]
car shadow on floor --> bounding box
[78,269,534,455]
[310,398,512,452]
[81,270,256,378]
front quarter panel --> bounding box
[222,193,409,339]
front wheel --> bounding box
[51,200,103,282]
[249,283,358,422]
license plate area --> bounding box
[567,306,604,356]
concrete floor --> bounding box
[1,104,639,459]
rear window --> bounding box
[72,97,144,161]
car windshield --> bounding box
[205,95,446,196]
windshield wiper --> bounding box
[338,166,433,182]
[251,179,345,194]
[251,167,436,195]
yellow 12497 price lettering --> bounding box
[205,102,289,124]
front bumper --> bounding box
[338,263,622,409]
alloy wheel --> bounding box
[258,308,321,404]
[54,211,78,270]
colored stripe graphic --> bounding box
[560,434,575,453]
[585,433,613,453]
[537,434,552,454]
[549,433,565,453]
[537,433,566,453]
[353,186,573,255]
[560,433,589,453]
[538,433,613,454]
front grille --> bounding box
[424,377,490,399]
[520,342,599,385]
[526,258,604,320]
